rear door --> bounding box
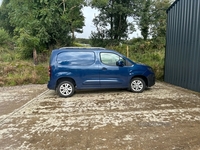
[99,52,129,88]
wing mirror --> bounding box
[116,60,124,67]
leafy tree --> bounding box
[150,0,172,38]
[9,0,84,46]
[89,0,136,46]
[14,28,40,59]
[136,0,172,40]
[1,0,85,58]
[137,0,151,40]
[148,0,172,50]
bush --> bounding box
[0,28,14,56]
[0,28,10,46]
[129,49,165,80]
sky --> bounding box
[76,7,99,39]
[0,1,141,39]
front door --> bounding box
[99,52,129,88]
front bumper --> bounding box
[147,74,155,87]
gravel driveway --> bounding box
[0,82,200,150]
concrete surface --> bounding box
[0,82,200,150]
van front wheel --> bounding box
[56,81,75,97]
[130,78,146,93]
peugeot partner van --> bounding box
[47,47,155,97]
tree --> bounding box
[150,0,172,38]
[8,0,84,47]
[0,0,85,58]
[137,0,151,40]
[90,0,136,46]
[136,0,172,40]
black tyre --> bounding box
[56,81,75,97]
[130,78,146,93]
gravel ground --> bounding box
[0,82,200,150]
[0,84,47,120]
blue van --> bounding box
[47,47,155,97]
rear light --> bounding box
[48,66,51,77]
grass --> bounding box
[0,60,49,86]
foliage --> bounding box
[75,38,91,45]
[150,0,172,38]
[0,0,85,59]
[137,0,151,40]
[89,0,171,48]
[0,48,20,62]
[0,28,16,59]
[89,0,136,46]
[129,49,165,80]
[136,0,172,40]
[90,32,111,47]
[14,28,40,59]
[0,0,14,35]
[0,28,10,46]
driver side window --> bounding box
[100,52,125,66]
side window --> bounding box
[57,52,95,66]
[100,52,124,66]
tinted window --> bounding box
[100,52,126,66]
[57,52,95,66]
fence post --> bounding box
[127,46,129,58]
[33,48,38,65]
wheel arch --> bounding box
[130,75,148,86]
[56,77,76,89]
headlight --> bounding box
[148,67,154,72]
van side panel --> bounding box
[55,51,100,89]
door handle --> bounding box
[102,67,107,71]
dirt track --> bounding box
[0,82,200,150]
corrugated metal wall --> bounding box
[165,0,200,92]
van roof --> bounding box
[50,47,125,61]
[51,47,121,56]
[59,47,105,50]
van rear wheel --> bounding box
[56,81,75,97]
[130,78,146,93]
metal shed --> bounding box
[165,0,200,92]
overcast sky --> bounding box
[0,1,140,39]
[76,7,99,39]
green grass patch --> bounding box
[0,60,49,86]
